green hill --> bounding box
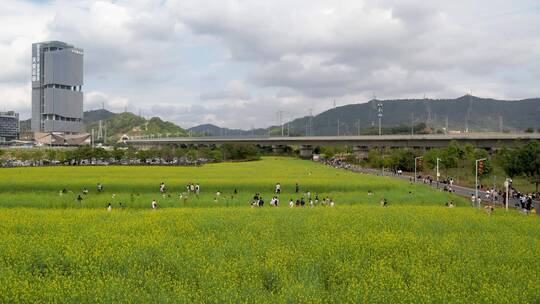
[86,112,187,142]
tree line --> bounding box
[355,141,539,192]
[0,144,262,165]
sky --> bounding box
[1,0,539,128]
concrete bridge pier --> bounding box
[353,146,370,160]
[299,145,313,159]
[272,144,285,154]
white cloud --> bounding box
[85,91,130,112]
[0,0,538,127]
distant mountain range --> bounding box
[19,95,540,139]
[187,95,540,136]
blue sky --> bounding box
[1,0,539,128]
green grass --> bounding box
[0,157,466,208]
[0,157,539,302]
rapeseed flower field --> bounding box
[0,157,466,208]
[0,157,538,303]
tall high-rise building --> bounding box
[31,41,84,133]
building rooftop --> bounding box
[0,111,19,118]
[35,41,73,48]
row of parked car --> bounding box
[0,157,215,167]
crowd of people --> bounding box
[63,181,341,211]
[60,170,537,215]
[249,185,336,208]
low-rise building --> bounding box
[34,132,91,146]
[0,111,20,141]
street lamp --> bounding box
[475,158,487,208]
[414,156,423,183]
[436,157,441,184]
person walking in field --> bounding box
[76,194,83,203]
[485,204,494,216]
[82,188,89,195]
[107,203,112,212]
[151,199,158,209]
[295,183,300,193]
[195,183,200,194]
[309,199,314,208]
[289,199,294,208]
[275,183,281,194]
[160,182,166,194]
[97,183,103,193]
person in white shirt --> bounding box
[107,203,112,212]
[151,199,157,209]
[309,199,314,208]
[289,199,294,208]
[275,183,281,194]
[195,184,200,194]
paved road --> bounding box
[340,164,518,208]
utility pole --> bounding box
[411,113,414,135]
[499,116,503,133]
[337,118,340,136]
[276,111,284,136]
[445,116,449,134]
[97,120,103,142]
[308,108,313,136]
[465,91,472,133]
[357,119,360,136]
[377,101,383,135]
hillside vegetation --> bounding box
[85,112,187,142]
